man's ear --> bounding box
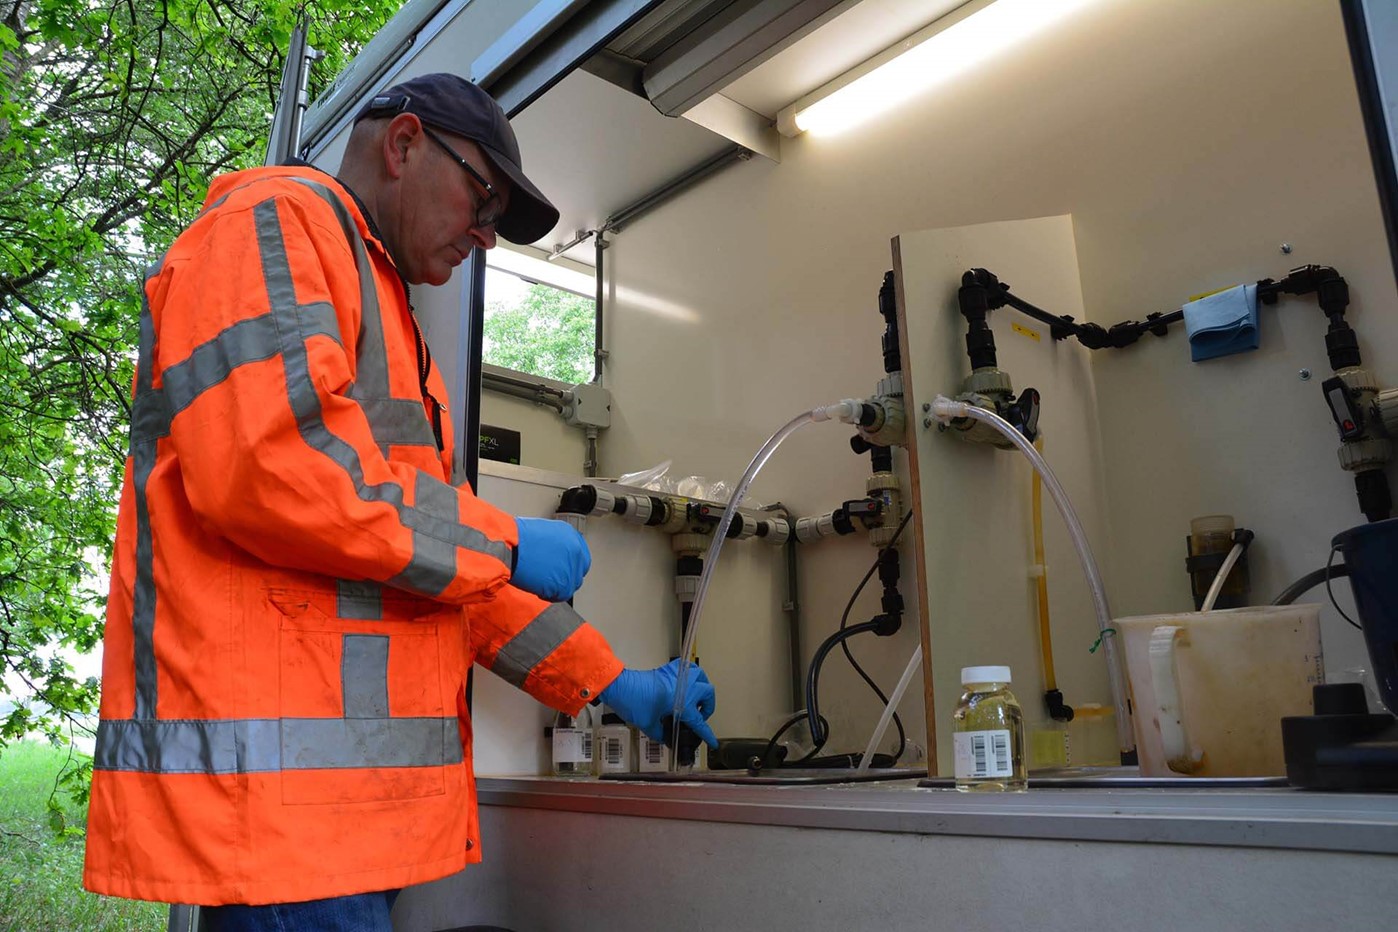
[382,113,423,180]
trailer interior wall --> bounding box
[308,0,1398,769]
[564,0,1397,747]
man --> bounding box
[83,73,717,931]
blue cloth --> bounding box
[1182,283,1260,362]
[202,889,399,931]
[512,516,591,602]
[599,659,719,748]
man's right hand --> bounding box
[511,517,591,602]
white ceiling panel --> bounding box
[511,68,734,259]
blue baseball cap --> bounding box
[355,73,560,244]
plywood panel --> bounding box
[896,215,1115,774]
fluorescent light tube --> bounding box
[777,0,1097,138]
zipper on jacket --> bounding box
[407,301,447,454]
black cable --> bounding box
[756,511,915,771]
[756,709,828,769]
[805,621,883,749]
[838,510,915,761]
[1271,564,1351,606]
[1326,547,1363,631]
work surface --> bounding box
[390,776,1398,930]
[476,774,1398,854]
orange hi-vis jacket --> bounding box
[83,166,623,906]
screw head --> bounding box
[922,402,931,413]
[922,417,934,428]
[1299,368,1312,381]
[1280,243,1293,255]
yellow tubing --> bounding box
[1031,437,1057,692]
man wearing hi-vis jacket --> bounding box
[83,73,718,932]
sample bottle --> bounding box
[636,730,671,772]
[593,709,634,775]
[551,707,593,778]
[952,666,1028,792]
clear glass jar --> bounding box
[952,665,1028,791]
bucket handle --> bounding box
[1148,625,1205,774]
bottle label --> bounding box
[637,735,669,771]
[553,727,592,764]
[598,734,628,771]
[954,729,1013,778]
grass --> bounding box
[0,741,165,932]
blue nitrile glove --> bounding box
[512,517,591,602]
[599,659,718,749]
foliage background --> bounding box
[0,0,397,816]
[482,277,595,385]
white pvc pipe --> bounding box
[855,644,923,774]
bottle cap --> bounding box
[962,665,1011,685]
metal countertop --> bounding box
[475,773,1398,855]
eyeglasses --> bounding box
[420,125,503,229]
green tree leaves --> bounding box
[483,281,596,385]
[0,0,394,797]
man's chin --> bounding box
[414,264,452,288]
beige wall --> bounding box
[323,0,1396,767]
[573,0,1395,756]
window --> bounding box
[482,251,596,385]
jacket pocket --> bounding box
[269,588,451,805]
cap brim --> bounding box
[478,142,560,245]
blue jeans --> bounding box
[201,889,399,932]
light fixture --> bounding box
[776,0,1097,138]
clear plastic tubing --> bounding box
[855,643,922,775]
[930,396,1135,759]
[1200,541,1245,613]
[669,401,867,768]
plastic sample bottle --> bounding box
[952,666,1028,792]
[551,708,593,778]
[636,730,671,772]
[593,710,634,775]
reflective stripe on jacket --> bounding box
[83,166,622,906]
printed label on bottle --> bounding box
[552,727,591,764]
[954,729,1013,779]
[595,733,630,772]
[637,735,669,771]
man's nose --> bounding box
[468,225,497,251]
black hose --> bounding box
[804,622,882,746]
[1271,565,1350,605]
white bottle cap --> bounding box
[962,665,1011,685]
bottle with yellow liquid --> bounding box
[952,666,1028,792]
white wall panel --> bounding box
[472,464,789,775]
[321,0,1394,772]
[579,0,1392,764]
